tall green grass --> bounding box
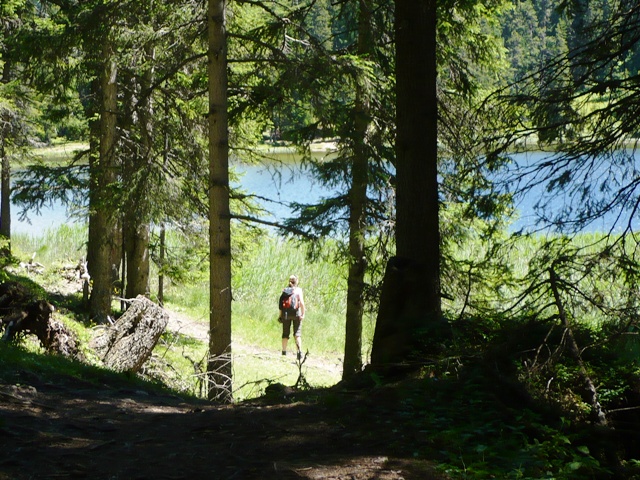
[13,223,88,269]
[156,235,377,399]
[13,222,629,399]
[156,233,375,357]
[232,237,350,353]
[11,226,377,400]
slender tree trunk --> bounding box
[549,266,607,426]
[207,0,233,403]
[158,89,170,306]
[86,97,99,307]
[158,225,165,306]
[0,61,11,253]
[371,0,442,370]
[89,39,119,323]
[343,0,374,380]
[0,128,10,245]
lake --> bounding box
[11,150,636,235]
[11,157,334,236]
[502,150,640,234]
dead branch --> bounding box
[549,263,608,426]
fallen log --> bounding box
[91,295,169,373]
[0,281,81,359]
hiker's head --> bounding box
[289,275,298,287]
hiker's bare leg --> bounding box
[295,335,302,353]
[282,337,289,354]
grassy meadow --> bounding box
[10,217,629,400]
[11,225,377,401]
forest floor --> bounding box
[0,290,448,480]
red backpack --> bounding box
[279,287,299,318]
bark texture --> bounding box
[92,295,168,373]
[371,257,426,368]
[343,0,374,380]
[394,0,441,319]
[89,38,119,323]
[370,0,443,370]
[0,61,11,249]
[207,0,233,403]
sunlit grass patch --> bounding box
[13,223,88,269]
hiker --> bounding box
[279,274,306,360]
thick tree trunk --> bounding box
[394,0,440,318]
[89,39,119,323]
[208,0,233,403]
[370,0,442,370]
[371,257,429,368]
[343,0,374,381]
[124,43,154,300]
[91,295,168,373]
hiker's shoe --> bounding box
[297,351,302,361]
[282,351,287,356]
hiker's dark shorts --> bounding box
[282,316,302,339]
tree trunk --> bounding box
[124,43,154,300]
[91,295,168,373]
[343,0,374,381]
[89,38,119,323]
[0,127,10,244]
[370,0,442,370]
[158,224,166,306]
[0,61,11,253]
[208,0,233,403]
[158,89,170,306]
[124,223,150,298]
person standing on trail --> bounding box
[279,274,306,360]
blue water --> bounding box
[232,162,329,224]
[11,162,328,235]
[12,201,79,235]
[502,150,640,234]
[12,151,636,235]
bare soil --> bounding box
[0,288,446,480]
[0,375,444,480]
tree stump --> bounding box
[91,295,168,373]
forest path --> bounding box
[0,276,444,479]
[164,306,344,379]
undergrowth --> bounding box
[5,223,640,477]
[9,228,357,401]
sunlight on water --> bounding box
[13,150,635,236]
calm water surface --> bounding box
[12,151,635,235]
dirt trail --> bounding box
[164,307,344,378]
[0,373,443,479]
[49,274,343,377]
[0,280,445,479]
